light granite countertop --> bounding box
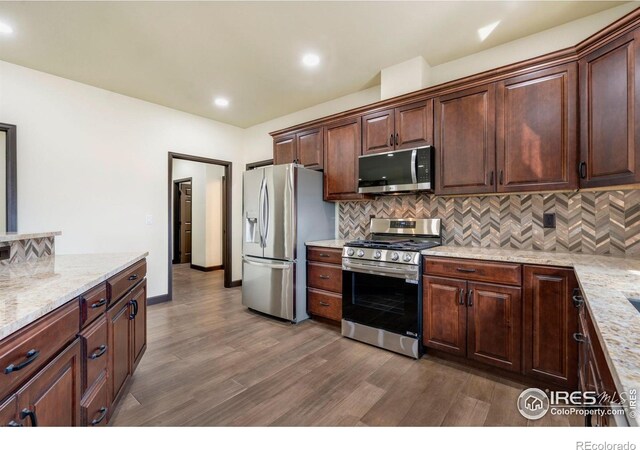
[422,246,640,425]
[0,252,148,340]
[0,231,62,243]
[305,239,346,249]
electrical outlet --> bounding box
[543,213,556,229]
[145,214,154,225]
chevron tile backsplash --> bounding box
[338,190,640,256]
[0,237,56,266]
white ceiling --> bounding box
[0,1,629,128]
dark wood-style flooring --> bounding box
[110,264,581,426]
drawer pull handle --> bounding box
[91,298,107,309]
[572,295,584,308]
[20,409,37,427]
[129,299,139,320]
[319,253,330,257]
[4,349,39,374]
[319,302,330,307]
[128,274,139,281]
[7,420,22,427]
[90,345,108,360]
[573,332,587,343]
[91,407,108,426]
[458,288,465,305]
[456,268,476,273]
[319,275,330,279]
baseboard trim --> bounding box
[190,264,224,272]
[147,294,171,305]
[228,279,242,288]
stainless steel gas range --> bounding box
[341,218,442,358]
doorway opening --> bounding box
[168,153,233,301]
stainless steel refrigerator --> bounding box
[242,164,335,323]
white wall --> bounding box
[172,159,224,268]
[0,60,244,298]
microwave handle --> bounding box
[410,149,418,184]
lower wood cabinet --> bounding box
[131,281,147,370]
[108,293,133,410]
[81,372,108,427]
[523,266,579,389]
[0,396,19,427]
[306,246,343,322]
[423,275,521,372]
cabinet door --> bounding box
[423,276,467,356]
[273,134,297,165]
[435,84,496,195]
[466,282,522,372]
[323,117,363,200]
[296,128,324,170]
[0,396,19,427]
[395,100,434,150]
[523,266,578,389]
[16,339,82,427]
[131,281,147,371]
[579,28,640,187]
[362,109,395,155]
[496,63,578,192]
[107,295,132,409]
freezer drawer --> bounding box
[242,256,295,321]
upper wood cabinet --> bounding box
[273,134,296,165]
[435,84,496,195]
[323,117,366,201]
[496,63,578,192]
[579,28,640,188]
[362,100,433,155]
[273,128,324,170]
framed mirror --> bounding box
[0,123,17,233]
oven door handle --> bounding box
[342,260,418,280]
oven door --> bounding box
[342,260,420,337]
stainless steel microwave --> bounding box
[358,145,434,194]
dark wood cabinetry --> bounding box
[306,246,343,322]
[323,117,368,201]
[362,101,434,155]
[579,28,640,188]
[422,275,467,356]
[15,339,82,427]
[496,63,578,192]
[523,266,579,389]
[0,258,147,427]
[274,128,324,169]
[435,84,496,195]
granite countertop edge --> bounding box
[0,231,62,243]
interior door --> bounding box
[242,168,264,258]
[178,182,192,263]
[242,256,294,321]
[262,165,295,261]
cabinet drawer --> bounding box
[424,257,521,286]
[0,301,80,401]
[307,246,343,265]
[81,372,108,427]
[308,288,342,321]
[107,259,146,303]
[80,315,108,395]
[307,262,342,293]
[80,282,108,328]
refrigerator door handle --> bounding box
[258,178,266,248]
[263,182,270,247]
[242,256,292,270]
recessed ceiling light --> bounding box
[214,97,229,108]
[302,53,320,67]
[0,22,13,35]
[478,21,500,42]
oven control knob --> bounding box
[374,250,382,259]
[403,253,413,262]
[391,252,399,261]
[357,249,365,257]
[347,248,355,257]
